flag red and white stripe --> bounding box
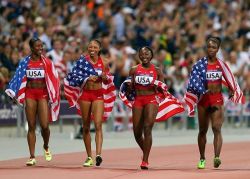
[184,58,245,117]
[5,55,60,122]
[119,79,185,122]
[218,60,245,104]
[64,75,116,121]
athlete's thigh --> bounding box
[37,99,49,128]
[91,100,104,123]
[210,105,224,127]
[78,100,92,124]
[143,103,158,124]
[132,107,144,128]
[25,98,38,125]
[197,105,209,129]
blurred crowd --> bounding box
[0,0,249,103]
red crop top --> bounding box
[134,64,157,90]
[206,60,223,84]
[26,59,45,81]
[86,56,107,76]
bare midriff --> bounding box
[207,83,222,93]
[136,88,156,96]
[26,80,46,89]
[83,79,102,90]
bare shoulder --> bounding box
[129,65,138,75]
[154,66,162,74]
[131,65,139,72]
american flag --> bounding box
[184,57,245,117]
[64,55,116,121]
[5,55,61,122]
[119,79,185,122]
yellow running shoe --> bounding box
[83,157,93,167]
[214,157,221,168]
[197,159,206,169]
[44,148,52,162]
[26,158,36,166]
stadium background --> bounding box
[0,0,249,136]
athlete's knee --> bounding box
[27,122,36,132]
[95,123,102,133]
[134,130,143,141]
[40,125,49,133]
[143,123,153,136]
[82,125,90,134]
[212,125,222,134]
[28,126,36,133]
[199,127,208,136]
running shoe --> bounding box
[96,155,103,166]
[26,158,36,166]
[197,159,206,169]
[214,157,221,168]
[140,161,149,170]
[83,157,94,167]
[44,148,52,162]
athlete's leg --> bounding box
[197,105,210,160]
[210,105,224,158]
[25,98,38,158]
[132,107,144,151]
[79,100,92,158]
[91,100,104,156]
[37,99,50,150]
[142,103,158,163]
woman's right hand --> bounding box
[126,82,134,92]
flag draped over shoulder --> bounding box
[5,55,60,122]
[119,78,185,122]
[184,57,245,117]
[64,55,116,121]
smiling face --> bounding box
[31,40,43,57]
[87,40,101,58]
[139,47,153,65]
[206,39,219,59]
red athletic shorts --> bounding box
[25,88,49,100]
[79,89,104,102]
[198,93,224,107]
[133,94,159,108]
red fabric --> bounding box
[198,93,224,107]
[134,64,157,90]
[206,60,223,84]
[78,89,104,101]
[5,55,60,122]
[119,79,185,122]
[133,94,158,108]
[64,56,116,121]
[25,88,48,100]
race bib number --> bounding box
[135,75,154,85]
[26,69,45,79]
[206,71,222,80]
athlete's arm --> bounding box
[155,67,164,82]
[155,66,165,93]
[127,66,137,92]
[100,56,110,83]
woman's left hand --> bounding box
[100,73,108,82]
